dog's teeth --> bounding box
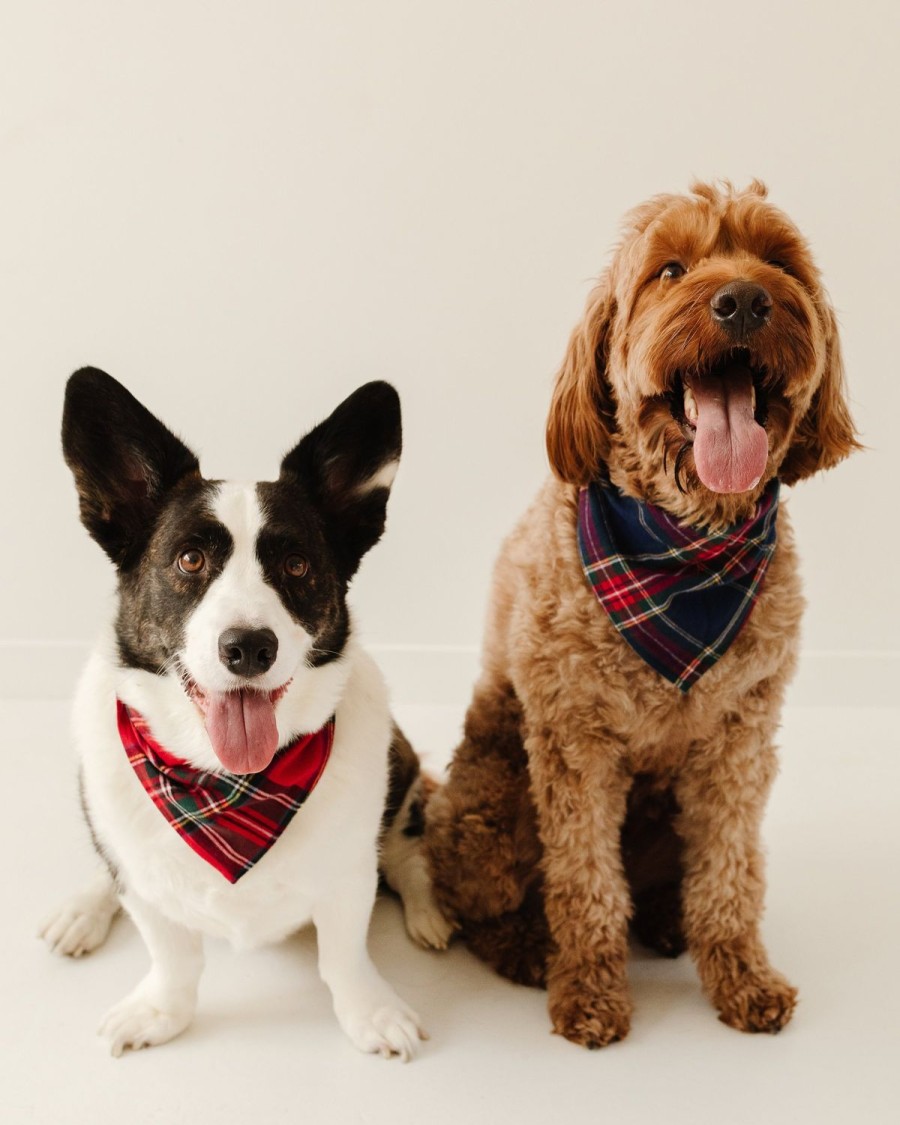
[683,386,698,425]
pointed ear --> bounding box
[546,277,618,485]
[62,368,200,567]
[279,381,402,579]
[780,305,862,485]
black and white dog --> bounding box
[41,369,451,1060]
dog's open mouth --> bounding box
[669,349,770,494]
[187,681,291,775]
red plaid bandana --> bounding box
[117,700,334,882]
[577,475,779,692]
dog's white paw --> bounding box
[98,990,194,1057]
[403,893,456,951]
[40,893,118,958]
[340,997,426,1062]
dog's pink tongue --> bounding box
[688,363,769,494]
[204,690,279,774]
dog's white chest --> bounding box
[74,646,390,950]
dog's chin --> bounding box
[184,678,293,775]
[665,348,772,496]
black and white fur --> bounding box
[41,369,452,1060]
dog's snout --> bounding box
[217,627,279,678]
[710,280,772,336]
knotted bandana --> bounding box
[577,475,779,692]
[117,700,334,882]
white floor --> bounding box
[3,700,898,1125]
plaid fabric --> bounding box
[117,700,335,883]
[577,475,779,692]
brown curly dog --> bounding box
[425,181,859,1048]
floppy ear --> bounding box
[546,278,618,485]
[279,381,402,580]
[779,305,861,485]
[62,368,200,568]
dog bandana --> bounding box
[577,474,779,692]
[117,700,335,882]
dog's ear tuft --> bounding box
[62,368,200,568]
[779,305,862,485]
[280,381,402,580]
[546,278,618,485]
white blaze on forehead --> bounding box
[213,480,264,559]
[355,459,399,495]
[180,481,312,692]
[208,482,279,628]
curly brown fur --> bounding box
[622,777,686,958]
[426,182,858,1047]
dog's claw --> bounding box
[98,989,195,1056]
[340,998,426,1061]
[39,894,117,958]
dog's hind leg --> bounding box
[425,677,541,931]
[380,726,455,950]
[631,881,686,959]
[39,866,120,958]
[622,776,686,958]
[461,882,551,987]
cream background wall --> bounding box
[1,0,896,703]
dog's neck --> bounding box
[605,445,776,533]
[577,473,780,690]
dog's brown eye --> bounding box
[767,259,791,274]
[177,549,205,574]
[284,555,309,578]
[659,262,686,281]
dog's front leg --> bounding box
[676,720,797,1033]
[525,719,633,1048]
[98,891,204,1056]
[312,872,425,1061]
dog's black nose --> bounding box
[710,280,772,336]
[217,628,279,677]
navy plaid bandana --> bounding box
[118,700,335,882]
[577,475,779,692]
